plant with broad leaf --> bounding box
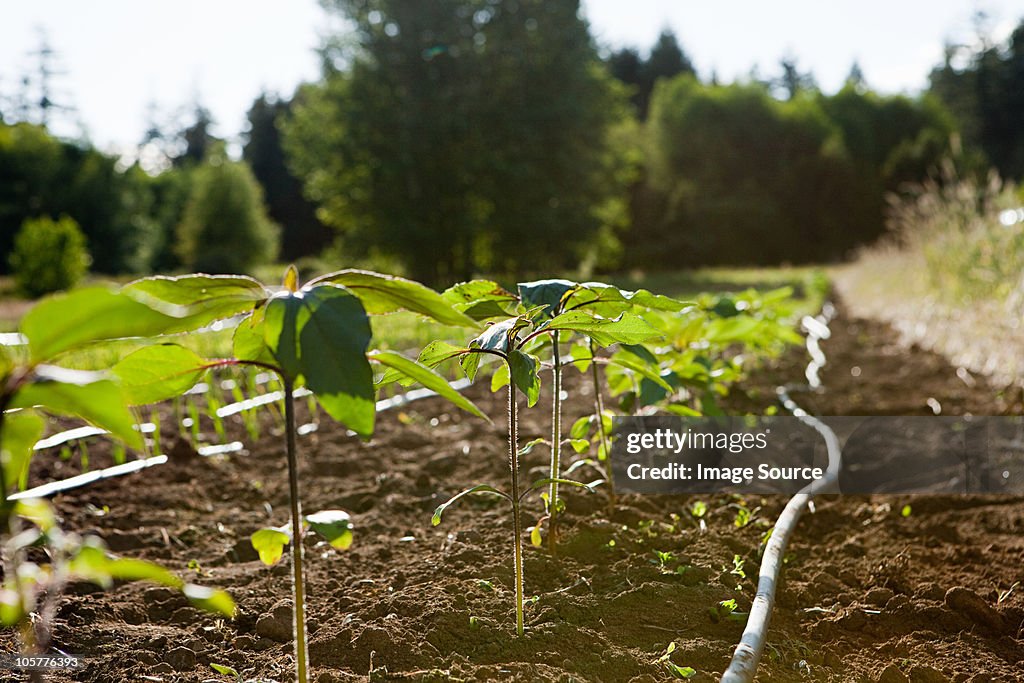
[116,266,485,683]
[425,279,672,633]
[0,288,236,670]
[516,279,689,541]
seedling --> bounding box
[0,287,235,664]
[118,267,484,683]
[709,598,748,622]
[656,642,697,679]
[427,304,622,635]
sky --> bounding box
[0,0,1021,155]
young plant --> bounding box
[427,288,662,632]
[0,288,235,668]
[118,267,484,683]
[518,279,686,524]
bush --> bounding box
[176,158,279,274]
[9,215,91,298]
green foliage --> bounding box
[629,76,957,268]
[9,215,90,297]
[0,122,162,274]
[285,0,631,282]
[176,157,279,274]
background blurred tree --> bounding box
[9,215,90,297]
[176,152,279,274]
[929,18,1024,180]
[243,93,332,262]
[625,75,956,268]
[285,0,630,284]
[0,122,157,274]
[608,29,695,118]
[174,104,218,167]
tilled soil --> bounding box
[3,301,1023,683]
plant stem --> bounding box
[589,338,615,504]
[547,331,562,553]
[283,376,309,683]
[507,378,524,636]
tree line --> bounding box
[1,1,1022,293]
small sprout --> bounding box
[469,615,480,630]
[690,500,708,519]
[734,505,756,528]
[187,559,204,576]
[656,641,697,679]
[211,662,240,678]
[477,579,496,592]
[731,555,746,580]
[998,581,1019,605]
[651,550,675,571]
[900,504,912,518]
[709,597,747,623]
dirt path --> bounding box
[2,302,1022,682]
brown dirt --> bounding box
[2,300,1024,683]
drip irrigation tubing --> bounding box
[721,302,841,683]
[10,378,472,502]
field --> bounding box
[0,267,1020,683]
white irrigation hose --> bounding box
[11,378,472,501]
[721,304,841,683]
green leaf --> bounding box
[368,351,489,421]
[124,274,267,332]
[232,310,276,367]
[0,409,43,495]
[518,279,578,319]
[442,280,519,320]
[490,362,510,392]
[544,311,663,347]
[112,344,211,405]
[14,498,55,533]
[508,351,540,407]
[251,528,290,566]
[0,583,23,626]
[211,663,240,678]
[564,282,692,317]
[468,318,526,355]
[517,437,547,456]
[530,525,542,547]
[20,288,178,361]
[11,366,142,449]
[263,284,375,437]
[568,438,590,453]
[432,485,511,526]
[183,584,237,618]
[568,342,593,373]
[606,353,672,391]
[311,269,477,327]
[305,509,354,550]
[522,477,599,499]
[106,557,183,587]
[569,415,591,440]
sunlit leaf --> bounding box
[211,663,240,678]
[20,288,178,361]
[312,269,477,327]
[124,274,267,332]
[0,409,43,495]
[442,280,519,320]
[490,362,510,392]
[305,510,354,550]
[13,498,55,533]
[544,310,662,347]
[369,350,489,421]
[251,528,290,566]
[112,344,211,405]
[183,583,237,617]
[263,284,375,437]
[11,366,142,449]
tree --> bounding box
[243,93,332,262]
[607,29,695,118]
[929,18,1024,180]
[9,215,89,297]
[285,0,630,284]
[174,105,217,168]
[773,55,817,101]
[176,154,279,274]
[0,122,158,274]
